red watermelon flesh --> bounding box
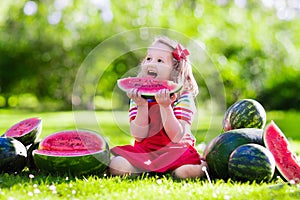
[263,121,300,184]
[5,117,42,146]
[38,130,106,155]
[117,77,182,97]
[5,117,41,137]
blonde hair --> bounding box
[141,36,199,97]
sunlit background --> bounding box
[0,0,299,111]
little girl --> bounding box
[109,36,207,179]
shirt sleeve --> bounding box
[172,92,196,125]
[179,133,196,147]
[128,99,137,122]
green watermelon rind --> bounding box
[263,121,300,184]
[26,141,41,171]
[117,77,183,97]
[4,117,42,146]
[203,128,263,179]
[223,99,266,131]
[228,143,275,183]
[32,129,110,175]
[0,137,27,174]
[32,149,110,175]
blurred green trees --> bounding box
[0,0,299,111]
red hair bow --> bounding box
[172,44,189,62]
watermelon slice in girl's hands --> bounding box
[263,121,300,184]
[117,77,182,99]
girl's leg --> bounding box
[109,156,143,176]
[172,161,208,179]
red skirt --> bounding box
[111,143,201,173]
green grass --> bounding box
[0,173,299,200]
[0,109,300,199]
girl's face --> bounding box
[140,42,175,81]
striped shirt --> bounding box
[128,92,197,146]
[172,92,196,125]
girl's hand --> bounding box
[155,89,177,107]
[127,88,148,107]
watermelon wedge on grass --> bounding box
[4,117,42,146]
[117,77,182,98]
[263,121,300,184]
[33,130,110,175]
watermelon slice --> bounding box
[117,77,182,98]
[263,121,300,184]
[5,117,42,146]
[33,130,110,175]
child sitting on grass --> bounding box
[109,36,208,179]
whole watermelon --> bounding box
[0,137,27,173]
[223,99,266,131]
[203,128,263,180]
[228,143,275,182]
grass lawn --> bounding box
[0,109,300,199]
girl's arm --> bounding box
[127,89,149,141]
[130,104,149,141]
[159,106,188,143]
[155,89,187,143]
